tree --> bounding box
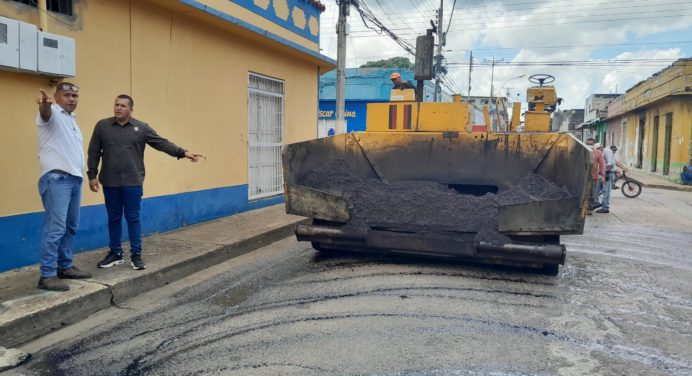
[360,57,413,69]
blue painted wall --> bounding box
[318,100,377,132]
[228,0,322,43]
[0,185,283,272]
[178,0,334,66]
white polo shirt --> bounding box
[36,104,84,178]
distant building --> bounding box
[604,58,692,181]
[552,109,584,132]
[584,94,620,123]
[318,68,448,133]
[577,94,620,144]
[466,96,510,130]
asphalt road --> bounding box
[8,188,692,376]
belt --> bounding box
[48,169,70,176]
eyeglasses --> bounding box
[57,84,79,93]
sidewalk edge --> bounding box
[0,218,307,348]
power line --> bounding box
[446,58,680,67]
[344,11,692,35]
[328,0,691,21]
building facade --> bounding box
[552,109,584,132]
[0,0,335,271]
[605,59,692,180]
[578,93,620,144]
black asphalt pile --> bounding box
[300,159,569,236]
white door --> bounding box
[248,73,284,200]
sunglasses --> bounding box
[57,84,79,92]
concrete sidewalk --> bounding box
[627,170,692,192]
[0,204,307,348]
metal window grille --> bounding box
[11,0,73,16]
[248,73,284,200]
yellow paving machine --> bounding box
[282,74,591,274]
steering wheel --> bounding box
[528,74,555,86]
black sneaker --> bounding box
[596,208,610,213]
[57,266,92,279]
[131,254,146,270]
[97,252,124,268]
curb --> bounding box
[0,217,307,348]
[109,219,308,304]
[0,286,112,349]
[639,182,692,193]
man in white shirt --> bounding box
[35,83,91,291]
[597,144,617,213]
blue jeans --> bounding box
[601,171,615,209]
[590,179,601,208]
[38,172,82,277]
[104,186,143,255]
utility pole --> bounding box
[433,0,444,102]
[485,57,503,130]
[335,0,351,134]
[467,51,473,102]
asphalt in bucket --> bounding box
[300,159,569,244]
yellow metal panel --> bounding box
[366,102,469,132]
[527,86,557,105]
[510,102,521,131]
[524,112,551,132]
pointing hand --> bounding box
[185,151,205,162]
[37,89,52,106]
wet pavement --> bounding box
[6,188,692,376]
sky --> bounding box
[318,0,692,109]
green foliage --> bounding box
[360,57,413,69]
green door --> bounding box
[663,113,673,175]
[651,116,659,172]
[637,115,645,168]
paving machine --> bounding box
[282,74,592,274]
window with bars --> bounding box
[11,0,73,17]
[248,73,284,200]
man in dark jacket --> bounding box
[87,94,203,270]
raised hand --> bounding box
[37,89,53,122]
[37,89,52,106]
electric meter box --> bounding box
[0,16,20,69]
[0,16,73,77]
[19,21,38,71]
[38,31,76,77]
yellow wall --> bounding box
[619,98,692,177]
[609,59,692,180]
[0,0,324,216]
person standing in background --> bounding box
[597,144,617,213]
[588,142,606,214]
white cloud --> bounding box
[319,0,692,108]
